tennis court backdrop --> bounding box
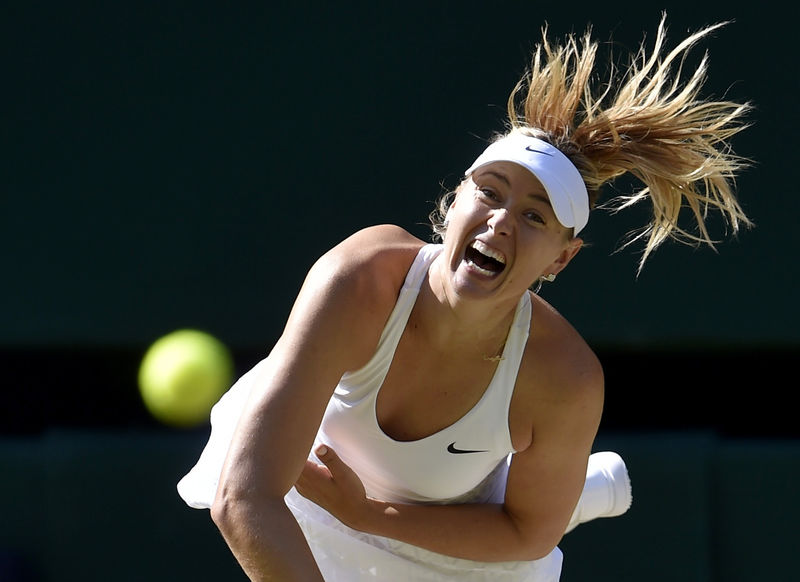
[2,1,797,580]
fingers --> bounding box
[296,445,335,487]
[315,444,336,464]
[296,459,325,491]
[313,444,354,482]
[315,444,343,474]
[295,446,337,500]
[296,444,347,491]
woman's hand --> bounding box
[295,445,373,530]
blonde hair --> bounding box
[433,15,752,270]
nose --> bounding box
[487,207,513,236]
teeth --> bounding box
[469,262,497,277]
[470,240,506,264]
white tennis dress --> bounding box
[178,245,629,581]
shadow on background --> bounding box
[2,0,798,580]
[1,428,797,581]
[2,347,798,581]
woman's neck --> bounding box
[413,257,521,358]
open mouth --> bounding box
[465,240,506,276]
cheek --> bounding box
[516,233,565,269]
[443,199,472,231]
[452,190,488,220]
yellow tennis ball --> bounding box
[138,329,233,428]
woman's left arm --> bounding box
[296,346,604,562]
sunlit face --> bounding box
[440,161,582,301]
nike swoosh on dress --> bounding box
[447,442,489,454]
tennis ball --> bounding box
[138,329,234,428]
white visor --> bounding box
[465,133,589,235]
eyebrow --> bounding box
[480,169,511,187]
[528,192,553,208]
[479,169,553,208]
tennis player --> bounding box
[178,16,750,581]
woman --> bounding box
[178,17,750,581]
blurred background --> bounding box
[2,1,797,580]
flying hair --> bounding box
[505,14,752,270]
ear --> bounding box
[449,182,468,210]
[444,202,455,224]
[444,185,466,224]
[545,237,583,277]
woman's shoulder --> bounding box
[337,224,427,255]
[280,226,427,372]
[507,294,603,451]
[522,293,604,401]
[314,225,427,288]
[301,225,426,321]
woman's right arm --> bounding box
[209,225,420,581]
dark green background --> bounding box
[2,3,799,581]
[3,2,796,351]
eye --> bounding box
[524,210,546,225]
[478,187,500,202]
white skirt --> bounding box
[177,363,563,581]
[284,487,562,582]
